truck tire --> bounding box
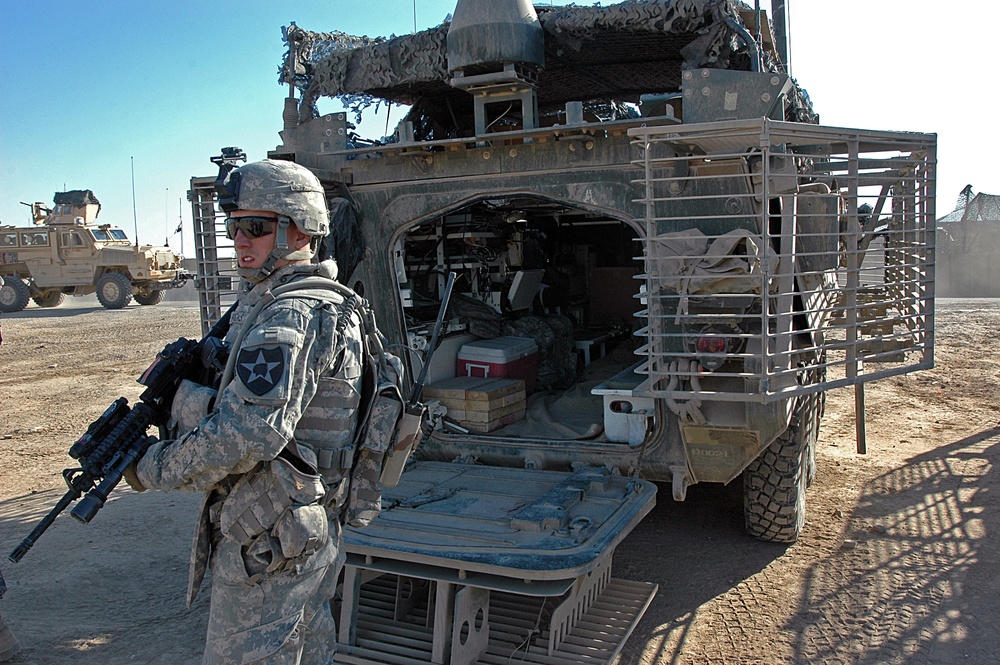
[0,276,30,313]
[32,291,65,308]
[134,289,164,306]
[96,272,133,309]
[743,405,811,544]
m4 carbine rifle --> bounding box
[8,309,232,563]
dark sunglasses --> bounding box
[226,216,277,240]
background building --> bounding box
[936,186,1000,297]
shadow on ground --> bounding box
[0,487,208,665]
[788,428,1000,664]
[612,427,1000,664]
[612,478,787,664]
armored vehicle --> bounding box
[0,190,190,312]
[191,1,935,662]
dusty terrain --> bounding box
[0,297,997,665]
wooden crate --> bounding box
[423,377,526,432]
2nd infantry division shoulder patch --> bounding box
[236,346,286,396]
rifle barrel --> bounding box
[8,489,80,563]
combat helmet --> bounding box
[215,157,331,282]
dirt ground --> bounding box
[0,296,997,665]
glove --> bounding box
[123,463,146,492]
[124,434,160,492]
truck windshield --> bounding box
[91,228,129,241]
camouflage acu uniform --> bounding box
[136,258,365,665]
[0,568,21,662]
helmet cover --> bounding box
[229,160,330,236]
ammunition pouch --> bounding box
[273,504,328,559]
[219,453,326,554]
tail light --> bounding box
[687,323,744,371]
[696,335,726,355]
[696,334,728,370]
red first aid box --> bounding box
[457,336,539,393]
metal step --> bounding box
[335,575,657,665]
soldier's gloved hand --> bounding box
[123,463,146,492]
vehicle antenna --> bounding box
[131,156,139,248]
[164,187,170,246]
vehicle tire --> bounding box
[743,402,809,544]
[134,289,164,306]
[32,291,65,308]
[0,276,30,313]
[96,272,133,309]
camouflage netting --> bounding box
[282,23,449,125]
[281,0,816,138]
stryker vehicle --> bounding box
[0,190,190,312]
[190,1,936,662]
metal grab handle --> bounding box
[464,363,491,378]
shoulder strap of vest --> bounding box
[217,276,371,397]
[266,278,408,484]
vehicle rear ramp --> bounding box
[336,462,658,665]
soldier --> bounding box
[0,568,20,662]
[126,159,367,665]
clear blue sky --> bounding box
[2,1,995,255]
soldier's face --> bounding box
[230,209,279,270]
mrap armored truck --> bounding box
[190,1,935,662]
[0,190,190,311]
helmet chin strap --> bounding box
[238,217,314,283]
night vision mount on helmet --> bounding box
[212,151,331,281]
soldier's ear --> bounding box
[288,224,312,248]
